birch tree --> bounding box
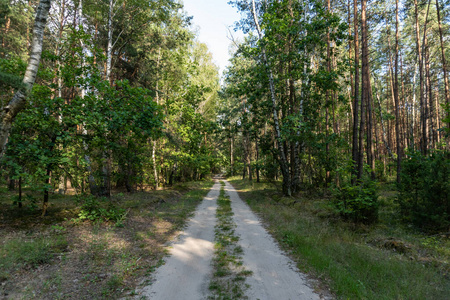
[0,0,52,157]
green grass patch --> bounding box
[0,234,68,280]
[228,178,450,300]
[209,181,251,300]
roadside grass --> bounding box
[0,234,68,281]
[228,177,450,300]
[209,181,252,300]
[0,180,213,299]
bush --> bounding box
[333,179,379,224]
[76,195,127,226]
[397,150,450,230]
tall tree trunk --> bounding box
[0,0,52,157]
[414,0,430,154]
[57,0,66,194]
[352,0,360,184]
[421,0,432,152]
[152,140,158,189]
[348,0,354,144]
[367,73,375,179]
[246,133,252,181]
[106,0,113,83]
[425,38,434,148]
[76,0,98,196]
[325,0,331,186]
[358,0,368,180]
[256,139,260,183]
[230,131,234,176]
[251,0,291,196]
[374,81,395,159]
[394,0,401,183]
[435,0,449,129]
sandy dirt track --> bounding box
[224,180,319,300]
[138,179,320,299]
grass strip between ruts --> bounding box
[208,181,252,300]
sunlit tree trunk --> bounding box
[0,0,52,157]
[230,129,234,176]
[106,0,113,83]
[152,49,162,189]
[435,0,449,130]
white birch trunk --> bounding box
[152,47,162,189]
[0,0,52,157]
[250,0,291,196]
[106,0,113,82]
[57,0,66,194]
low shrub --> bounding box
[397,150,450,230]
[76,195,127,226]
[333,178,379,224]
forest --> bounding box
[0,0,449,299]
[0,0,221,210]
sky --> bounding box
[182,0,246,77]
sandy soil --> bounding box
[137,179,321,299]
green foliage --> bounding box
[397,150,450,230]
[12,193,38,211]
[76,195,127,226]
[333,178,379,224]
[0,0,9,27]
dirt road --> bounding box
[138,179,320,299]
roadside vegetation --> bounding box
[0,180,213,299]
[209,181,252,300]
[229,178,450,300]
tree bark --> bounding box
[106,0,113,83]
[0,0,52,157]
[358,0,367,180]
[325,0,331,186]
[421,0,432,152]
[394,0,401,183]
[435,0,449,130]
[352,0,360,184]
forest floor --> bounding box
[0,180,213,299]
[228,177,450,299]
[1,178,449,299]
